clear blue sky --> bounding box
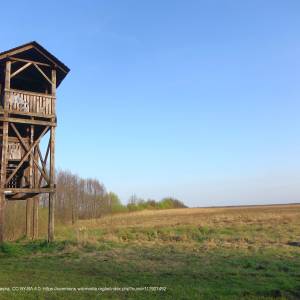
[1,1,300,206]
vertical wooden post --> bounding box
[26,199,32,238]
[0,188,5,242]
[0,194,5,242]
[26,124,34,239]
[48,68,56,242]
[51,67,56,112]
[32,146,39,239]
[33,198,39,239]
[48,127,55,242]
[0,60,11,242]
[4,60,11,102]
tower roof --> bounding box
[0,41,70,87]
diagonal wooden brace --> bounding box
[33,64,52,84]
[37,142,50,187]
[10,62,32,78]
[5,125,49,185]
[10,123,50,185]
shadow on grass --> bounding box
[0,239,125,257]
[0,240,77,257]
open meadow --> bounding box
[0,204,300,299]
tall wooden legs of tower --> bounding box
[0,118,8,243]
[0,117,56,243]
[25,196,39,239]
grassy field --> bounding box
[0,204,300,299]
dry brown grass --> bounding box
[77,204,300,229]
[59,204,300,252]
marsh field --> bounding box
[0,204,300,300]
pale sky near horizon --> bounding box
[1,1,300,207]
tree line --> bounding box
[48,170,187,224]
[4,169,187,239]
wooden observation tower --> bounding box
[0,42,69,242]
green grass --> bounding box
[1,205,300,299]
[0,241,299,299]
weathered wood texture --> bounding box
[48,69,56,242]
[0,61,11,242]
[32,146,39,239]
[6,90,54,116]
[0,42,69,242]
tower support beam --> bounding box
[0,42,69,243]
[0,60,11,242]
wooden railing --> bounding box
[4,89,55,116]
